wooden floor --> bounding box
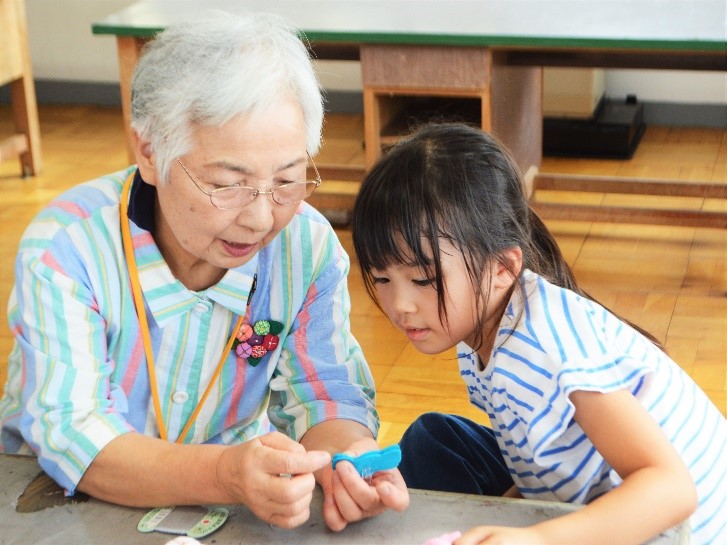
[1,105,725,448]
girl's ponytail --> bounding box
[526,208,665,351]
[527,207,579,294]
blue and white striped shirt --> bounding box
[0,167,377,494]
[458,270,726,545]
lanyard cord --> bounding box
[120,173,252,443]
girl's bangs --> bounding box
[353,178,437,274]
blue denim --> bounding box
[398,412,513,496]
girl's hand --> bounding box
[215,431,331,529]
[456,525,546,545]
[320,438,410,531]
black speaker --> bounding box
[543,98,645,159]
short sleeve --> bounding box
[525,287,656,464]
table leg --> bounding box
[116,36,147,164]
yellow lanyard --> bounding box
[120,173,247,443]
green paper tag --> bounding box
[138,506,228,538]
[187,508,229,539]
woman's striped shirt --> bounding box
[0,167,377,494]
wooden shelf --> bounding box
[378,96,483,147]
[0,0,42,176]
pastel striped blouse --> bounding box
[458,270,726,545]
[0,167,377,494]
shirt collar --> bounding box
[125,169,256,326]
[127,169,156,232]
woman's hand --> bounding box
[320,438,410,531]
[215,431,331,529]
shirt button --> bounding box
[171,391,189,404]
[194,302,210,313]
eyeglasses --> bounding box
[176,154,321,210]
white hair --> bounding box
[130,10,324,183]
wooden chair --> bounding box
[0,0,41,176]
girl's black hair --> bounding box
[351,122,663,351]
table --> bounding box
[92,0,727,228]
[1,453,688,544]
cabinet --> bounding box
[360,44,541,194]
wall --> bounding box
[25,0,133,83]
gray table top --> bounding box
[1,453,688,545]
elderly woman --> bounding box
[0,11,407,531]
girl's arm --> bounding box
[502,485,522,499]
[540,389,697,544]
[457,389,696,545]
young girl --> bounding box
[351,123,726,545]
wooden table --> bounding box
[92,0,727,228]
[1,453,688,544]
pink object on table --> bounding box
[422,530,462,545]
[164,537,202,545]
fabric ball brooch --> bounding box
[232,319,283,367]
